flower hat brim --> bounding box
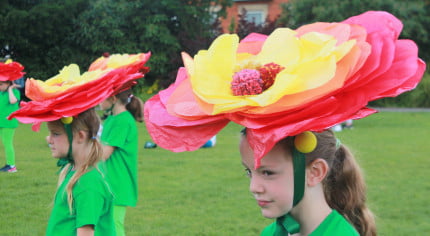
[0,61,25,81]
[9,53,151,127]
[144,11,425,168]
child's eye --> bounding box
[244,168,252,177]
[261,170,275,176]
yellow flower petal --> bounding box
[186,28,357,115]
[191,34,239,103]
[26,64,107,100]
[256,28,300,66]
[104,54,142,68]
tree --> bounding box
[235,8,284,40]
[278,0,430,61]
[119,0,231,87]
[277,0,430,107]
[0,0,90,79]
[0,0,232,89]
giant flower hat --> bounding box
[9,52,151,126]
[144,11,425,168]
[0,60,25,81]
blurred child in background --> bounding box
[100,88,144,236]
[0,60,24,173]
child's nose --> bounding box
[249,176,264,194]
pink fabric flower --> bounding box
[144,11,425,167]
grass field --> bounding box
[0,111,429,235]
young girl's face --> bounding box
[240,137,295,219]
[0,81,10,92]
[47,122,70,158]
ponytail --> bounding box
[297,130,377,235]
[116,89,144,122]
[126,95,144,122]
[324,145,377,236]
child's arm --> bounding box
[101,144,115,160]
[7,84,19,104]
[77,225,94,236]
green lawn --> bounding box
[0,111,429,235]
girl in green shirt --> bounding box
[0,60,24,173]
[142,11,424,236]
[100,88,144,236]
[9,53,150,235]
[241,129,376,236]
[45,109,116,236]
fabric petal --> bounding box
[144,94,229,152]
[0,61,25,81]
[143,11,426,168]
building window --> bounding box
[245,10,264,25]
[240,4,268,25]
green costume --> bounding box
[101,111,138,206]
[0,88,20,128]
[0,88,20,166]
[260,210,359,236]
[46,166,115,236]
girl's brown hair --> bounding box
[115,89,144,122]
[281,130,376,236]
[53,108,103,213]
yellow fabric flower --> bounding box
[183,28,356,115]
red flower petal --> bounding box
[9,68,144,123]
[0,62,25,81]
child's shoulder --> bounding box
[310,210,359,236]
[106,111,133,124]
[77,167,105,185]
[74,167,110,195]
[72,167,113,201]
[83,166,103,176]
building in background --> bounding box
[220,0,289,33]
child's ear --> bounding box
[306,158,329,187]
[76,130,88,144]
[111,96,118,104]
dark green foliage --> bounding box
[0,0,91,79]
[0,0,232,89]
[278,0,430,61]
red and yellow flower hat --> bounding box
[0,60,25,81]
[144,11,426,168]
[9,53,151,127]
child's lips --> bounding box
[257,199,271,207]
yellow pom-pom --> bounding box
[294,131,317,153]
[61,117,73,124]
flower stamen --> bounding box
[231,62,284,96]
[258,63,285,90]
[231,69,263,96]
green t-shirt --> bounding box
[261,210,359,236]
[101,111,138,206]
[46,166,115,236]
[0,88,20,128]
